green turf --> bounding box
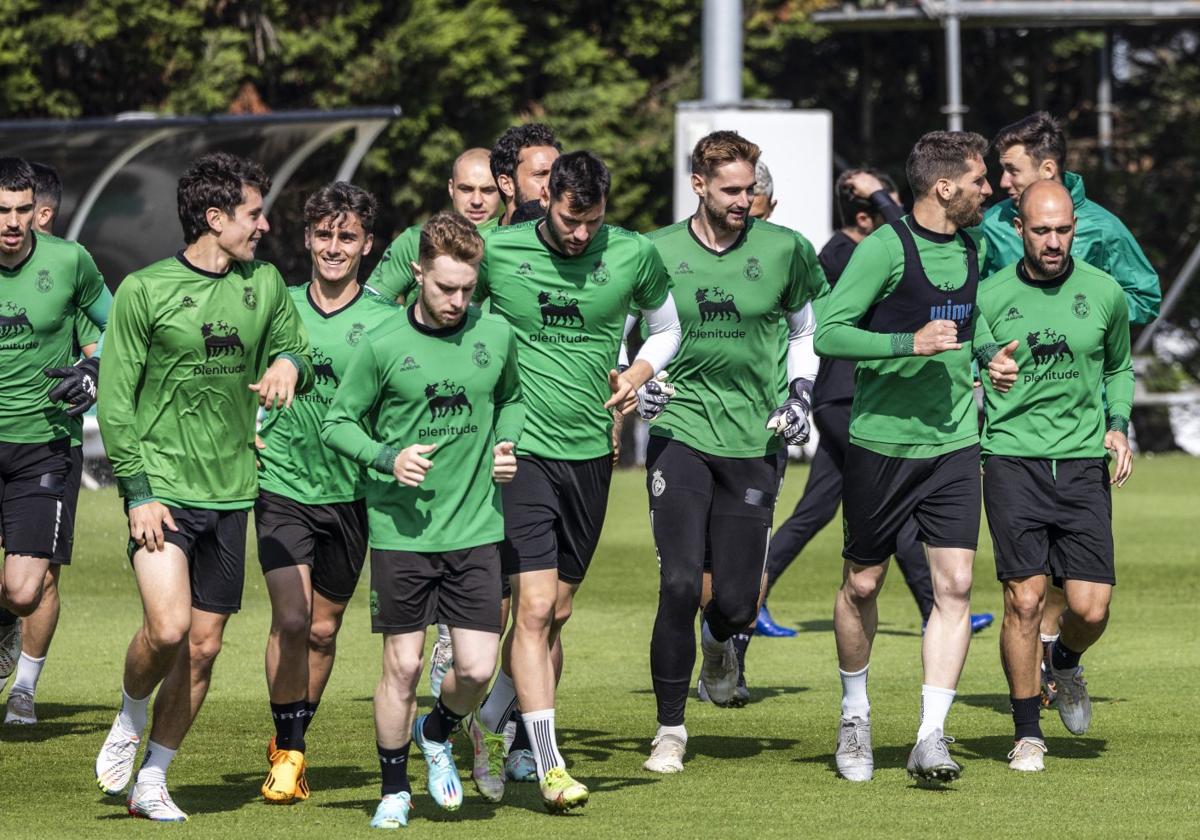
[1,455,1198,838]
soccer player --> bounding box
[468,151,679,810]
[491,123,562,227]
[255,182,399,803]
[320,211,524,829]
[94,153,313,822]
[0,161,107,725]
[976,180,1133,771]
[814,131,1017,785]
[368,147,503,302]
[640,131,827,773]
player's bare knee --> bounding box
[843,569,883,603]
[188,633,224,671]
[451,655,496,692]
[1074,600,1110,630]
[308,619,339,655]
[516,595,556,635]
[271,610,311,643]
[1005,585,1043,626]
[144,614,190,653]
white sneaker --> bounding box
[96,715,142,795]
[429,634,454,699]
[699,623,737,706]
[1052,666,1092,735]
[127,781,188,822]
[0,620,20,679]
[643,732,686,774]
[467,713,506,802]
[5,690,36,725]
[1007,737,1047,772]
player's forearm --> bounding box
[493,400,526,446]
[815,320,910,361]
[786,305,819,383]
[98,386,152,503]
[320,417,396,476]
[635,293,681,375]
[274,351,314,394]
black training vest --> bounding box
[860,219,980,341]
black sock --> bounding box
[378,742,411,795]
[732,632,752,681]
[0,608,16,626]
[303,700,320,734]
[1051,639,1083,671]
[422,698,467,743]
[272,700,308,752]
[1010,695,1043,741]
[511,711,531,751]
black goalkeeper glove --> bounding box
[45,356,100,417]
[636,371,676,421]
[765,377,814,446]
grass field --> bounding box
[1,454,1198,838]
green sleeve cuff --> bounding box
[372,445,400,476]
[891,333,914,357]
[117,473,155,505]
[973,342,1001,368]
[1108,414,1130,436]
[276,352,303,374]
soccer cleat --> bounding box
[643,732,686,774]
[906,730,961,785]
[729,672,750,708]
[1007,737,1047,772]
[96,715,142,795]
[835,715,873,782]
[540,766,588,814]
[467,713,506,802]
[5,690,36,725]
[698,623,738,706]
[505,748,538,782]
[1051,666,1092,735]
[429,635,454,699]
[262,748,307,804]
[970,613,995,633]
[755,603,798,638]
[412,714,463,811]
[127,781,188,822]
[0,619,20,679]
[1040,642,1058,707]
[371,792,412,829]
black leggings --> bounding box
[646,437,778,726]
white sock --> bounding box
[656,723,687,742]
[479,669,517,733]
[1040,632,1059,647]
[11,652,45,697]
[135,740,176,786]
[118,686,150,735]
[839,665,870,718]
[916,684,956,741]
[436,623,452,645]
[522,708,565,778]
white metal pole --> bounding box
[703,0,743,104]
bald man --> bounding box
[976,180,1133,773]
[367,148,501,302]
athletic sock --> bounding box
[916,684,956,741]
[0,608,16,626]
[510,711,532,751]
[731,631,752,680]
[136,740,176,786]
[378,742,412,796]
[422,698,467,743]
[656,723,687,742]
[1040,633,1059,667]
[1010,695,1043,742]
[1051,639,1083,671]
[303,700,320,734]
[11,652,45,697]
[479,669,517,733]
[118,686,150,735]
[522,708,565,778]
[271,700,307,752]
[839,665,870,718]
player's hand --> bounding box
[611,410,624,467]
[913,320,962,355]
[250,358,299,411]
[254,434,265,469]
[1105,430,1133,487]
[636,371,675,421]
[987,340,1020,392]
[604,368,640,415]
[492,441,517,483]
[44,357,100,417]
[766,378,814,446]
[847,170,886,199]
[393,443,436,487]
[128,501,178,554]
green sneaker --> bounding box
[540,766,588,814]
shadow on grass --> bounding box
[957,693,1116,717]
[627,684,810,702]
[578,729,801,763]
[955,734,1107,763]
[322,794,503,823]
[794,743,915,776]
[0,703,111,742]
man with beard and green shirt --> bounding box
[254,182,399,805]
[815,131,1019,786]
[976,180,1133,773]
[94,153,313,822]
[467,151,680,811]
[638,131,827,774]
[321,211,524,829]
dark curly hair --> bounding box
[490,123,562,185]
[176,152,271,244]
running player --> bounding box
[1,161,106,725]
[468,151,680,810]
[255,182,399,803]
[491,123,561,226]
[94,152,313,822]
[640,131,827,773]
[320,211,524,829]
[369,147,502,302]
[0,158,110,706]
[976,180,1133,771]
[815,131,1017,785]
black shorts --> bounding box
[500,454,612,585]
[255,490,368,603]
[983,456,1115,585]
[0,438,73,560]
[128,506,248,614]
[370,545,502,635]
[842,443,981,565]
[52,446,85,565]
